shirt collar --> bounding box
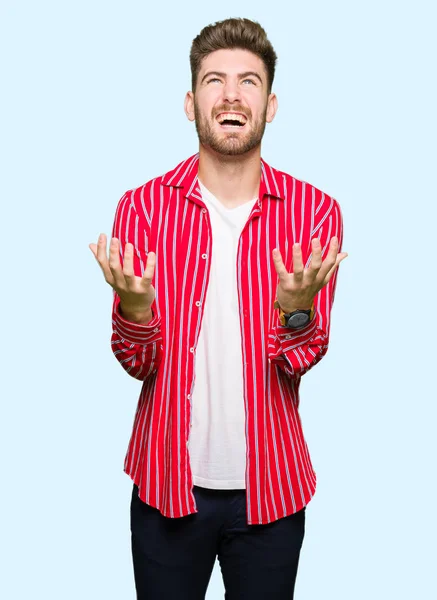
[161,153,285,202]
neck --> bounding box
[197,144,262,208]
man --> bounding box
[90,17,347,600]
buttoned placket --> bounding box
[236,199,264,322]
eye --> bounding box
[207,78,222,84]
[242,79,256,85]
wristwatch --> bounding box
[281,309,312,329]
[274,300,315,329]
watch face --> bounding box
[287,312,310,328]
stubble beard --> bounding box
[193,99,268,156]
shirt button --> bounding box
[190,347,195,353]
[153,328,159,333]
[201,208,207,214]
[201,253,207,259]
[187,394,191,400]
[195,301,201,307]
[285,335,292,340]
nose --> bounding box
[222,79,241,103]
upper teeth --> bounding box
[217,113,247,124]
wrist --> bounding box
[273,299,314,313]
[274,299,315,328]
[119,303,153,325]
[280,304,313,314]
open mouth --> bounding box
[216,112,247,129]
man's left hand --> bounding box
[272,236,348,314]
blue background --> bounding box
[1,0,436,598]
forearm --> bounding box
[119,302,154,325]
[112,295,162,380]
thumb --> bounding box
[323,252,348,286]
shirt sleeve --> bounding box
[267,197,344,378]
[110,191,163,381]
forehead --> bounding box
[199,48,267,81]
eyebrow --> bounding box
[200,70,264,85]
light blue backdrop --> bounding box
[1,0,436,598]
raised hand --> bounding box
[89,234,156,323]
[272,236,347,313]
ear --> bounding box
[266,93,278,123]
[185,91,195,122]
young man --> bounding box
[90,17,347,600]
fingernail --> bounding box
[98,234,103,242]
[111,238,116,245]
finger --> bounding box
[317,236,339,282]
[108,238,127,289]
[308,238,323,278]
[96,233,108,264]
[142,251,156,286]
[122,242,135,282]
[322,251,348,286]
[272,248,289,282]
[292,243,304,281]
[91,234,114,285]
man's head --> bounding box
[185,18,278,156]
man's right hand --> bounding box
[89,234,156,324]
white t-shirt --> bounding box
[187,181,257,489]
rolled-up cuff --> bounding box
[274,313,317,352]
[112,296,162,345]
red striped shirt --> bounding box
[111,153,343,524]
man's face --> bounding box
[185,49,277,156]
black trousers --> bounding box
[131,484,306,599]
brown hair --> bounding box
[190,18,278,94]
